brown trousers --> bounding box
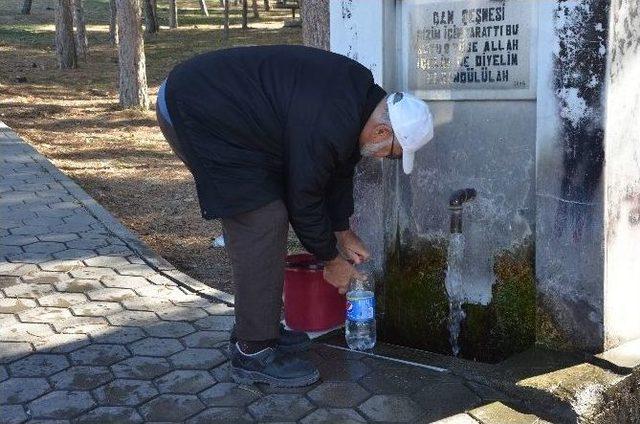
[221,200,289,341]
[157,106,289,341]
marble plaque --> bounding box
[400,0,537,100]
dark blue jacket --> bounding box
[165,45,386,260]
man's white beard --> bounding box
[360,139,392,157]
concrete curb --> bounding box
[593,338,640,375]
[1,122,235,306]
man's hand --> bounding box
[323,256,366,295]
[335,230,371,265]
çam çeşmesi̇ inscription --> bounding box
[401,0,537,100]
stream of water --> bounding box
[445,233,466,356]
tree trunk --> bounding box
[263,0,269,12]
[143,0,159,33]
[115,0,149,109]
[72,0,88,60]
[251,0,258,18]
[223,0,229,39]
[300,0,329,50]
[199,0,209,16]
[21,0,33,14]
[109,0,118,45]
[241,0,247,29]
[169,0,178,28]
[55,0,77,69]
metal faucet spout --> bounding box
[449,188,477,208]
[449,188,476,233]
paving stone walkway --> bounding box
[0,123,538,423]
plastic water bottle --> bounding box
[345,278,376,351]
[211,234,225,248]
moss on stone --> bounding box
[458,244,536,362]
[380,239,451,355]
[491,244,536,358]
[379,239,536,362]
[459,303,492,360]
[536,302,574,351]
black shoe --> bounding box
[230,342,320,387]
[230,323,311,354]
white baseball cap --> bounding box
[386,92,434,174]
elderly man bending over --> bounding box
[156,45,433,387]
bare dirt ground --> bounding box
[1,0,303,293]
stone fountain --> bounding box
[330,0,640,361]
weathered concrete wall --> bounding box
[534,0,640,353]
[603,0,640,349]
[536,0,640,352]
[332,0,639,359]
[332,0,538,360]
[331,0,539,361]
[329,0,385,82]
[330,0,398,278]
[398,100,536,304]
[386,97,537,361]
[535,0,609,352]
[390,0,539,361]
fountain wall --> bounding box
[332,0,640,360]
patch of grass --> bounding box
[0,24,54,45]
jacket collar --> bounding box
[361,83,387,128]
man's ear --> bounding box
[372,124,393,142]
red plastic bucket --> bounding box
[284,254,346,332]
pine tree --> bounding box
[199,0,209,16]
[55,0,78,69]
[169,0,178,28]
[241,0,248,29]
[73,0,88,60]
[143,0,159,33]
[223,0,230,39]
[109,0,118,45]
[21,0,33,15]
[115,0,150,109]
[300,0,329,50]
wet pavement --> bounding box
[0,122,559,423]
